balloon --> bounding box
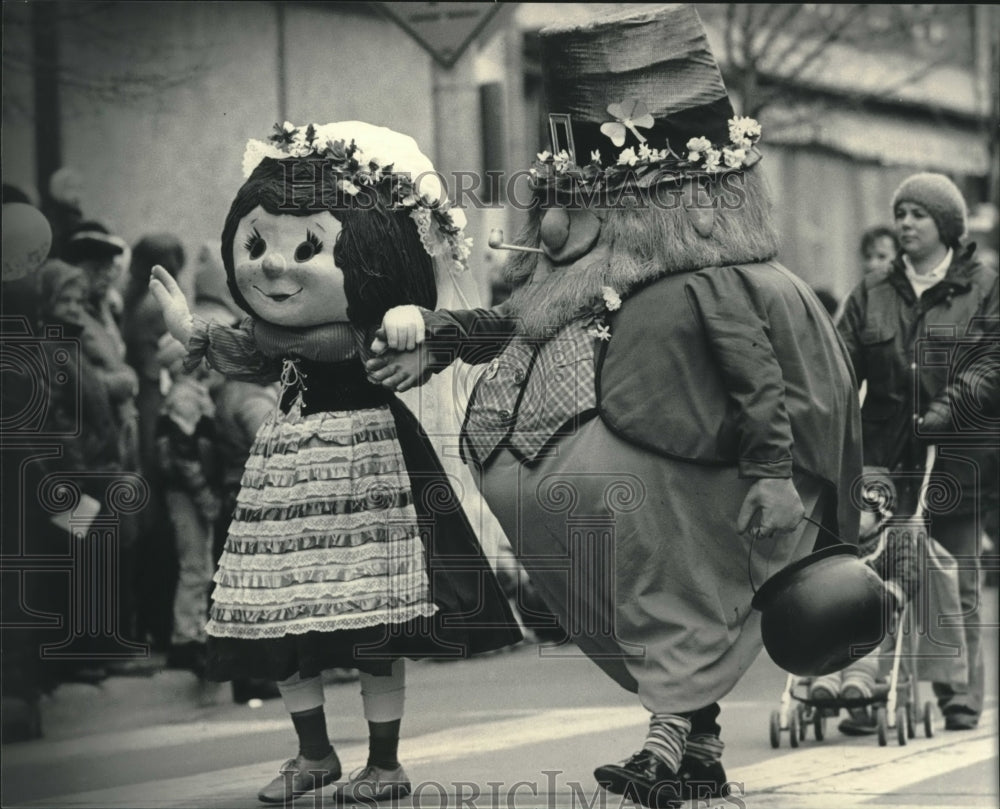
[2,203,53,282]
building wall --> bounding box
[6,2,441,290]
[2,2,38,203]
[282,5,434,152]
[763,146,915,304]
[56,2,282,265]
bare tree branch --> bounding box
[776,4,869,86]
[723,3,737,69]
[747,4,804,66]
[853,52,961,107]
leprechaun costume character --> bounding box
[367,6,862,806]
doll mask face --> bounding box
[233,207,348,327]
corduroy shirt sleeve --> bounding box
[684,269,794,479]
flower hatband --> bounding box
[530,102,762,193]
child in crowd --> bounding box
[808,467,919,734]
[155,337,221,677]
[860,225,900,276]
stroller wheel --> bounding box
[896,706,908,746]
[769,710,781,748]
[789,710,800,748]
[876,707,888,747]
[923,702,935,738]
[906,701,916,739]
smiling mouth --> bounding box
[254,286,302,302]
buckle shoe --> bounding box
[258,750,341,803]
[331,764,412,804]
[594,750,683,808]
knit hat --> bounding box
[891,173,967,247]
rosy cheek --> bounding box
[234,262,258,288]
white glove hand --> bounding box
[149,265,193,345]
[372,305,425,354]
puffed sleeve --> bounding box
[684,269,794,479]
[183,316,283,384]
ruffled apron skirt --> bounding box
[206,405,437,680]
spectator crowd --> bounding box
[1,178,283,742]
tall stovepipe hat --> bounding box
[530,4,762,194]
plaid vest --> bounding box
[462,321,598,465]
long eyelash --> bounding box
[243,227,262,252]
[306,230,323,253]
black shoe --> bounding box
[594,750,683,808]
[943,706,979,731]
[676,756,729,801]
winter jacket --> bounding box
[838,243,999,515]
[40,320,122,480]
[155,378,220,522]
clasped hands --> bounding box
[365,305,429,393]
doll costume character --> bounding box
[367,7,862,806]
[150,120,520,804]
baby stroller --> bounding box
[767,447,963,747]
[769,634,934,748]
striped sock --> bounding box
[684,733,724,765]
[644,714,691,771]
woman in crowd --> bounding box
[838,172,999,732]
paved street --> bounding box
[2,586,997,809]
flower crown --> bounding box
[242,122,471,272]
[530,100,762,192]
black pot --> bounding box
[751,544,889,676]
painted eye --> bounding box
[294,230,324,263]
[243,228,266,260]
